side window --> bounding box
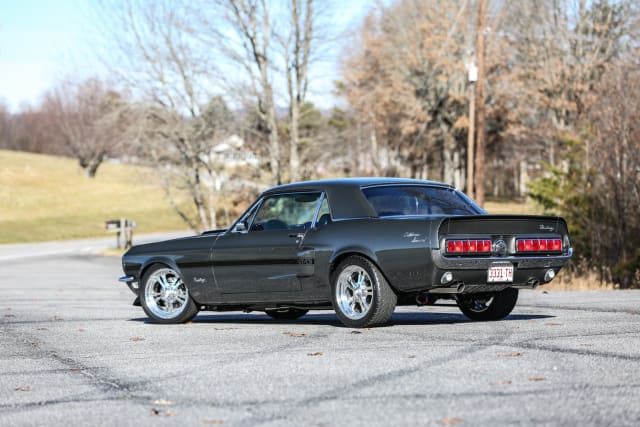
[251,193,321,231]
[314,196,332,227]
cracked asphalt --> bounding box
[1,252,640,426]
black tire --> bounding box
[265,308,309,320]
[139,264,199,324]
[455,288,519,321]
[331,255,397,328]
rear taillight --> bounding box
[446,239,492,254]
[516,238,562,252]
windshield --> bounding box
[362,185,482,217]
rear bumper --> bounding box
[428,247,573,292]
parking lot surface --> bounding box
[1,252,639,426]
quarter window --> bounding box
[314,196,332,226]
[251,193,321,231]
[362,186,481,216]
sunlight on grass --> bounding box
[0,150,188,243]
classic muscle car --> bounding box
[119,178,572,327]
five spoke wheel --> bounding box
[331,256,397,328]
[456,288,519,321]
[336,266,374,320]
[140,265,198,323]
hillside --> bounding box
[0,150,188,243]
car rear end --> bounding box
[430,215,573,293]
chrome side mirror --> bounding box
[233,222,247,233]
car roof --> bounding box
[263,177,452,195]
[261,178,454,219]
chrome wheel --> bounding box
[456,288,519,321]
[144,268,189,320]
[336,265,374,320]
[467,295,495,313]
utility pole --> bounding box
[466,58,477,199]
[474,0,486,207]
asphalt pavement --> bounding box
[1,242,639,426]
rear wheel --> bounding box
[455,288,519,321]
[265,308,308,320]
[331,256,397,328]
[140,265,198,324]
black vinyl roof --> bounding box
[261,177,453,219]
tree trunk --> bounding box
[289,95,301,182]
[81,153,104,178]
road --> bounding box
[1,244,639,426]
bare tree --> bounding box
[98,0,233,231]
[42,78,127,177]
[281,0,314,182]
[213,0,282,184]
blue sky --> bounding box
[0,0,93,111]
[0,0,374,113]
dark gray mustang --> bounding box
[119,178,572,328]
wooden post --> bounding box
[474,0,486,207]
[467,79,476,198]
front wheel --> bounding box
[455,288,519,321]
[140,265,199,324]
[331,256,397,328]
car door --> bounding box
[212,192,322,300]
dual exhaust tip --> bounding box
[431,268,556,294]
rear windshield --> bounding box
[362,185,481,217]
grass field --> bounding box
[0,150,549,244]
[0,150,188,243]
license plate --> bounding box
[487,264,514,283]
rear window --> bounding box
[362,186,480,217]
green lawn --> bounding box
[0,150,189,243]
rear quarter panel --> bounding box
[305,217,441,295]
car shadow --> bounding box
[129,311,555,327]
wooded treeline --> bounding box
[1,0,638,286]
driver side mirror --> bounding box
[233,222,248,233]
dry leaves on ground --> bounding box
[545,322,562,326]
[130,337,145,342]
[15,386,31,392]
[4,314,15,318]
[49,315,64,321]
[284,332,306,337]
[78,328,86,332]
[350,331,362,334]
[150,408,177,417]
[497,351,522,357]
[153,399,175,406]
[307,352,323,356]
[202,420,224,425]
[528,376,546,382]
[439,417,463,425]
[495,380,512,385]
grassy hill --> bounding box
[0,149,543,245]
[0,150,188,243]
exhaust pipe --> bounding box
[514,278,539,289]
[428,283,465,294]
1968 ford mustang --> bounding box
[119,178,572,327]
